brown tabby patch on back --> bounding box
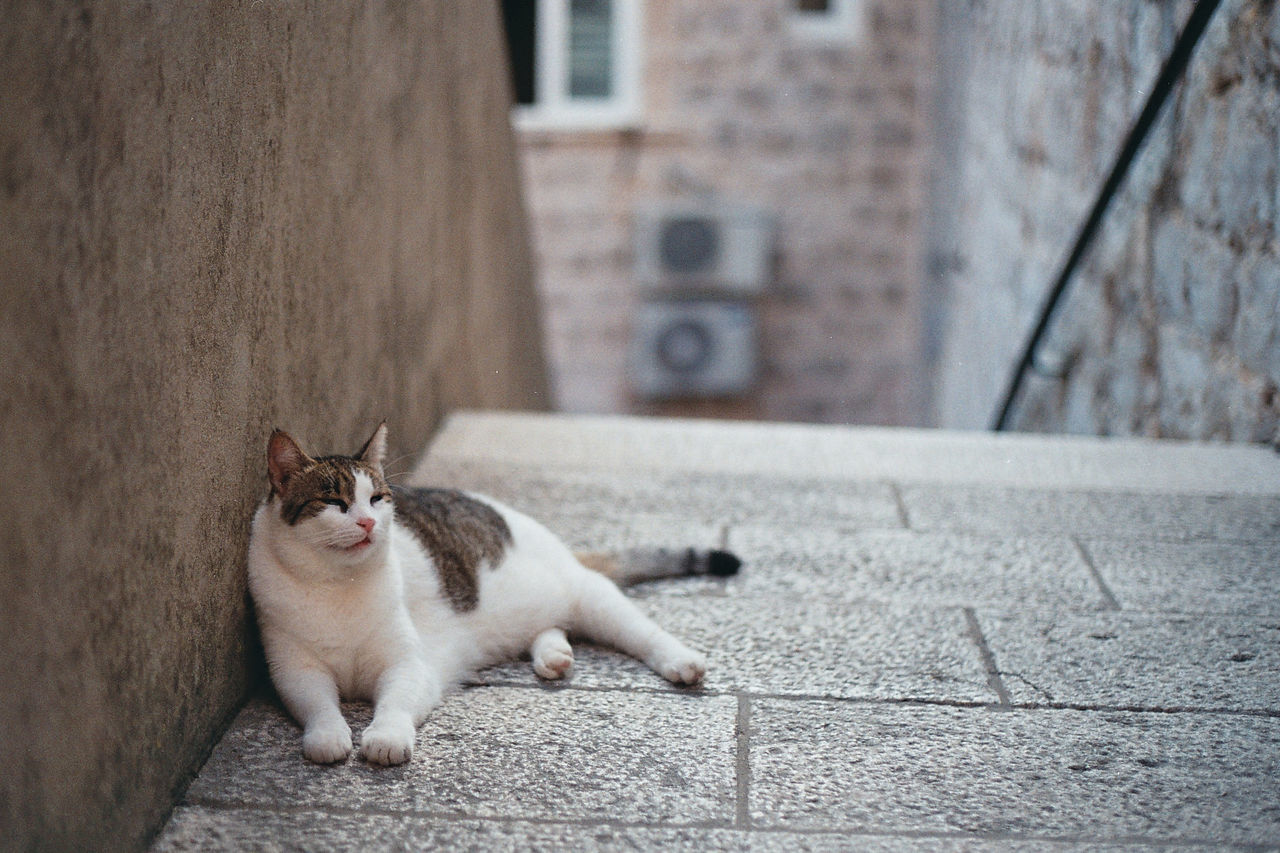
[277,457,385,525]
[391,485,512,612]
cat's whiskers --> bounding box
[380,453,417,484]
[385,451,416,469]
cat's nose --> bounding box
[355,517,375,534]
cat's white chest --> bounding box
[248,525,413,698]
[285,582,401,696]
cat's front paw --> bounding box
[360,720,415,766]
[302,721,353,764]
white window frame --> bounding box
[788,0,862,41]
[514,0,643,131]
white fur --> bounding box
[248,478,706,766]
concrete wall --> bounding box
[519,0,936,424]
[0,3,547,850]
[929,0,1280,441]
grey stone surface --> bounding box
[1086,538,1280,616]
[414,458,904,531]
[157,414,1280,849]
[155,806,1214,852]
[931,0,1280,441]
[527,511,725,557]
[749,700,1280,843]
[726,525,1110,610]
[929,0,1193,430]
[979,610,1280,711]
[186,691,737,825]
[472,594,995,704]
[900,484,1280,542]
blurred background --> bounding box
[500,0,1280,442]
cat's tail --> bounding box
[575,547,742,587]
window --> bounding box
[789,0,862,40]
[501,0,642,130]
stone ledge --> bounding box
[423,411,1280,495]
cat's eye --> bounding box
[320,498,348,512]
[370,493,388,505]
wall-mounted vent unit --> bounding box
[628,299,757,398]
[634,204,775,296]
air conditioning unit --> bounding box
[628,299,757,398]
[634,204,775,296]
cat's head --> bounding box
[264,423,394,564]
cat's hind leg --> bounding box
[530,627,574,680]
[570,571,706,685]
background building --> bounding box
[504,0,936,424]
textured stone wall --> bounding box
[0,3,546,850]
[519,0,936,424]
[930,0,1279,441]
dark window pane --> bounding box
[569,0,612,98]
[501,0,537,105]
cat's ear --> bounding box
[267,429,311,496]
[357,421,388,468]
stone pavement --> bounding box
[155,412,1280,850]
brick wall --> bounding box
[929,0,1280,442]
[518,0,936,424]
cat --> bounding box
[247,422,740,766]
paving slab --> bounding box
[412,458,904,531]
[185,691,737,825]
[1084,538,1280,615]
[977,610,1280,711]
[154,806,1226,852]
[725,525,1110,610]
[899,484,1280,542]
[527,511,725,556]
[748,700,1280,844]
[471,594,996,704]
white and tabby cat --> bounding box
[248,423,740,765]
